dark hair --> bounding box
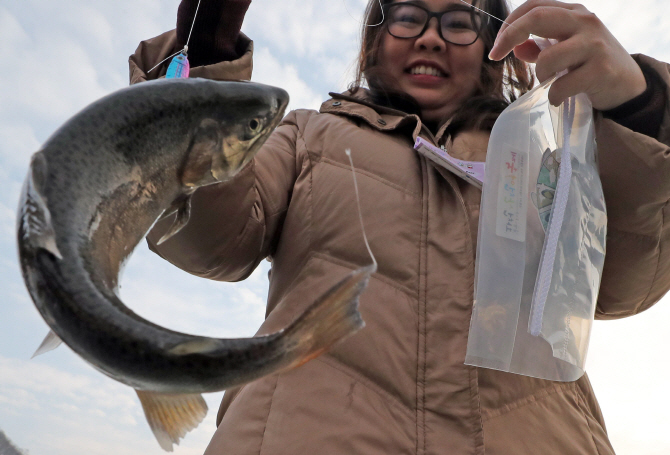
[350,0,535,131]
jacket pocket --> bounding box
[482,383,615,455]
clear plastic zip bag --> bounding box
[465,77,607,382]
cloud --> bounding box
[0,122,40,172]
[0,355,225,455]
[504,0,670,62]
[0,8,106,135]
[585,0,670,58]
[245,0,361,58]
[119,244,269,338]
[251,46,325,111]
[243,0,363,93]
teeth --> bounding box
[410,65,444,77]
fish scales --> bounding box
[23,79,296,391]
[17,78,375,450]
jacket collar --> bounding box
[320,89,438,144]
[320,89,488,163]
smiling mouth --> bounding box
[408,65,447,77]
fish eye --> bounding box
[248,118,263,132]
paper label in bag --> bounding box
[496,148,528,242]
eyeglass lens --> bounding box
[387,4,482,45]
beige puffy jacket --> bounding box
[131,31,670,454]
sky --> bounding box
[1,0,669,454]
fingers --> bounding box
[489,1,589,61]
[546,63,598,106]
[487,0,645,110]
[512,39,541,63]
[533,36,590,82]
[497,0,580,37]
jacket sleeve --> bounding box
[595,54,670,319]
[145,110,309,281]
[128,29,253,84]
[129,29,306,282]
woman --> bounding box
[130,0,670,453]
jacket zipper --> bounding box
[427,130,486,454]
[440,155,486,455]
[416,154,429,455]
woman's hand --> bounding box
[488,0,647,110]
[177,0,252,65]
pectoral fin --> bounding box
[135,390,208,452]
[19,152,63,259]
[31,330,63,358]
[157,195,192,245]
[181,118,222,188]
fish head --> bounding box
[180,81,289,188]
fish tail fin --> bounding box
[280,264,375,370]
[135,390,208,452]
[31,330,63,358]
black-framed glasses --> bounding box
[383,2,485,46]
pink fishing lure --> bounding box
[166,53,190,79]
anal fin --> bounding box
[135,389,208,452]
[31,330,63,358]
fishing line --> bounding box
[147,51,183,75]
[148,0,203,75]
[341,0,518,32]
[460,0,515,29]
[345,148,378,269]
[342,0,385,27]
[185,0,203,50]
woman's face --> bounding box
[378,0,486,122]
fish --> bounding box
[16,78,375,451]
